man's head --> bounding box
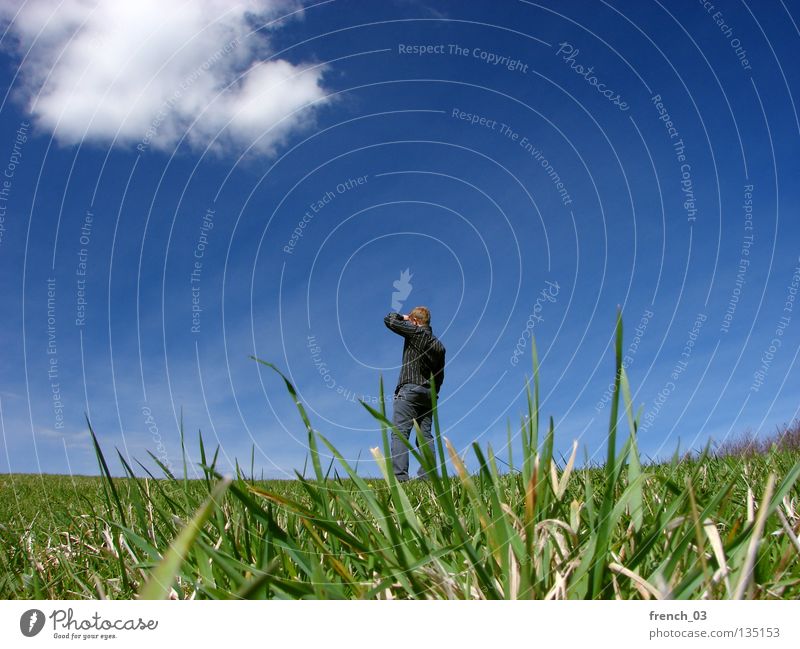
[408,306,430,327]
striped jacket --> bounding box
[384,312,446,395]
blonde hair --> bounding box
[409,306,430,325]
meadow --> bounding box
[1,318,799,599]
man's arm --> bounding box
[384,312,417,337]
[433,349,445,394]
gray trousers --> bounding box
[391,383,434,481]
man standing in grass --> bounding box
[384,306,446,482]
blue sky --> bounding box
[1,0,799,478]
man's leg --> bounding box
[414,394,435,479]
[398,385,434,479]
[391,385,416,481]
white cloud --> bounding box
[36,426,92,449]
[0,0,331,154]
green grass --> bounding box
[1,316,798,599]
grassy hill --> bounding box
[1,325,798,599]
